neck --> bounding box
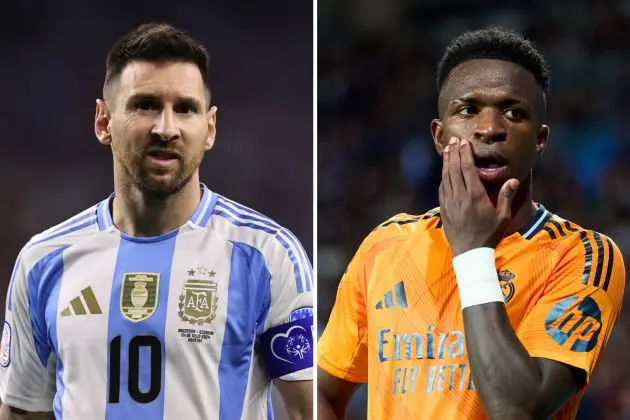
[497,173,537,237]
[112,173,202,237]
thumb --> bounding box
[497,178,519,222]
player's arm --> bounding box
[317,368,360,419]
[0,249,56,416]
[318,241,371,418]
[273,379,312,420]
[463,303,585,419]
[440,138,625,418]
[256,228,314,420]
[0,404,53,420]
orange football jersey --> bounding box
[318,205,625,419]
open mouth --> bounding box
[146,149,180,161]
[473,152,508,182]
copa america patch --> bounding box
[260,316,313,379]
[0,321,12,368]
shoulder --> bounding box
[207,193,306,252]
[538,212,625,295]
[360,207,442,255]
[539,213,622,262]
[20,203,102,270]
[207,193,310,271]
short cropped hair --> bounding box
[436,27,549,95]
[103,22,210,102]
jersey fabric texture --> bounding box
[319,204,624,419]
[0,184,314,420]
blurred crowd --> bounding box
[318,0,630,418]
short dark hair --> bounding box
[103,22,210,101]
[436,27,549,95]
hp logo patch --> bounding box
[545,296,602,352]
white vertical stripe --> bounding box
[162,231,232,419]
[57,234,119,420]
[240,353,270,420]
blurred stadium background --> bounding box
[318,0,630,418]
[0,1,312,419]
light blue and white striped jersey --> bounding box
[0,184,313,419]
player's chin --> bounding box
[138,172,188,197]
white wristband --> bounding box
[452,247,504,309]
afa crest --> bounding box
[120,273,160,322]
[178,266,219,326]
[498,269,516,303]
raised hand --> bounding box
[439,137,519,256]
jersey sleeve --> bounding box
[0,249,56,411]
[258,227,314,381]
[318,242,370,384]
[517,232,625,382]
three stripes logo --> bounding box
[60,287,102,317]
[375,281,408,310]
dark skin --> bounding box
[318,59,585,419]
[433,58,585,419]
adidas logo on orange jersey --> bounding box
[375,281,408,310]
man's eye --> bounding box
[136,101,160,111]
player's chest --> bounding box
[366,236,551,332]
[48,235,266,354]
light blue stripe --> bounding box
[43,251,66,420]
[47,209,96,236]
[214,210,278,235]
[31,219,97,247]
[25,248,66,417]
[216,200,278,229]
[105,235,177,419]
[53,357,65,419]
[275,234,305,294]
[27,247,67,367]
[190,184,211,224]
[97,200,109,231]
[217,198,313,290]
[267,384,274,420]
[97,195,114,230]
[214,206,305,293]
[219,241,270,420]
[215,201,312,292]
[199,191,219,227]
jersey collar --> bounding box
[96,183,218,232]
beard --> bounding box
[113,142,205,199]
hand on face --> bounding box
[439,136,519,256]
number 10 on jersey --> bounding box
[108,335,163,404]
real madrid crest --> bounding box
[178,266,219,326]
[498,269,516,303]
[120,273,160,322]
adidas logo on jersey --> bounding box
[60,287,103,317]
[375,281,408,310]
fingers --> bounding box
[497,178,520,223]
[447,137,466,196]
[441,140,452,201]
[459,139,483,192]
